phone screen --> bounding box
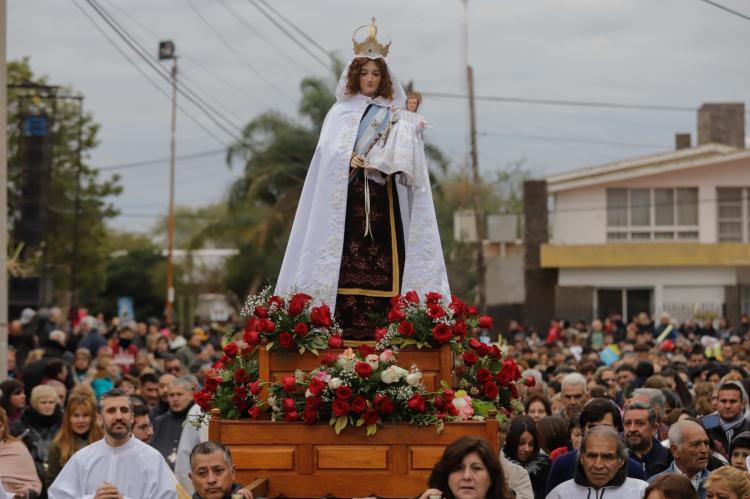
[702,413,721,429]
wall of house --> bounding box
[550,157,750,244]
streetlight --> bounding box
[159,40,177,325]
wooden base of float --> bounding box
[209,409,499,498]
[258,344,454,394]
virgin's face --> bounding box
[359,60,382,97]
[447,452,491,499]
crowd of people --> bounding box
[3,305,750,499]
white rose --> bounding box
[366,354,379,370]
[380,366,400,384]
[304,389,313,399]
[328,377,343,390]
[405,371,422,387]
[379,349,395,364]
[394,366,409,380]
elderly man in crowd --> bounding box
[623,402,672,478]
[650,419,716,499]
[547,425,649,498]
[630,388,669,441]
[558,372,588,420]
[189,441,253,499]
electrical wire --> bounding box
[244,0,330,69]
[97,148,225,171]
[255,0,330,58]
[479,131,666,149]
[697,0,750,21]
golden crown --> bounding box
[352,17,391,58]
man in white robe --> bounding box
[49,389,177,499]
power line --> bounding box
[72,0,231,148]
[245,0,330,69]
[97,148,225,171]
[697,0,750,22]
[422,91,701,113]
[479,131,666,149]
[185,0,296,104]
[255,0,330,57]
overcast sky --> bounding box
[9,0,750,234]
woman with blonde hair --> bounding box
[0,407,42,498]
[706,466,750,499]
[45,394,103,487]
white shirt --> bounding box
[48,436,177,499]
[174,404,209,496]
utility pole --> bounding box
[70,97,84,312]
[0,0,7,380]
[467,65,487,313]
[159,41,177,325]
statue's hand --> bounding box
[350,153,365,169]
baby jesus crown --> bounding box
[352,17,391,58]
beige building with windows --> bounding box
[538,103,750,324]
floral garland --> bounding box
[375,291,492,351]
[240,286,344,354]
[267,346,459,436]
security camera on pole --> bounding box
[159,40,177,325]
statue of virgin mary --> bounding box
[275,19,450,339]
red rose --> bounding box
[407,394,427,413]
[321,352,337,366]
[404,290,420,303]
[476,342,491,357]
[223,341,239,357]
[434,396,446,411]
[478,315,493,329]
[268,295,284,308]
[327,334,344,348]
[364,408,380,425]
[335,386,352,400]
[428,304,445,320]
[387,307,406,323]
[249,381,262,396]
[398,321,415,337]
[262,319,276,332]
[374,394,395,415]
[332,398,350,417]
[278,332,295,349]
[358,344,375,358]
[245,318,261,333]
[374,327,388,342]
[194,390,212,411]
[355,361,373,378]
[293,322,309,337]
[254,306,268,318]
[308,377,325,396]
[303,407,318,424]
[449,295,467,317]
[243,330,260,346]
[499,358,521,384]
[510,384,519,399]
[442,389,455,403]
[476,368,491,383]
[463,351,478,366]
[233,368,249,384]
[467,306,478,315]
[469,338,483,351]
[389,294,405,309]
[306,396,322,412]
[288,293,312,316]
[525,375,536,388]
[282,398,297,412]
[483,381,499,400]
[453,321,468,341]
[310,304,332,327]
[431,323,453,344]
[490,345,502,359]
[284,410,299,421]
[281,376,296,393]
[446,403,459,417]
[425,291,442,303]
[248,406,260,419]
[350,395,368,414]
[204,377,219,393]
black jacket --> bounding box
[151,402,194,469]
[10,405,63,485]
[707,416,750,460]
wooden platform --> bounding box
[210,411,499,498]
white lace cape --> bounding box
[275,93,450,310]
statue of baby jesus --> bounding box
[364,91,430,191]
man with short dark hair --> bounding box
[622,402,671,477]
[545,398,647,495]
[189,441,253,499]
[140,372,161,409]
[547,426,648,498]
[707,381,750,460]
[649,420,714,499]
[132,404,154,443]
[49,389,176,498]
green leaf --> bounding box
[366,424,377,436]
[334,415,348,434]
[472,399,494,418]
[298,346,306,355]
[440,380,451,391]
[356,418,365,427]
[329,417,337,426]
[265,342,274,351]
[310,348,319,356]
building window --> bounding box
[606,187,699,241]
[717,187,749,242]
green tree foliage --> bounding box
[7,58,121,304]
